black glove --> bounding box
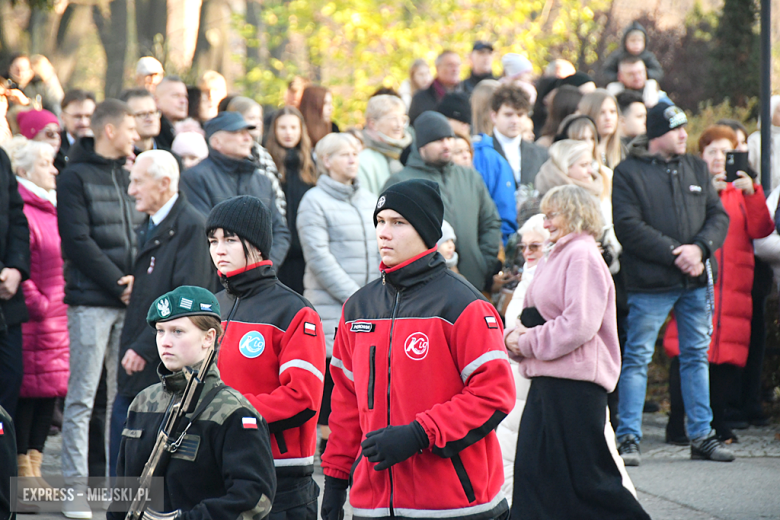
[361,421,429,471]
[142,509,182,520]
[321,476,348,520]
[520,306,546,328]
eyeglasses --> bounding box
[133,110,161,120]
[519,242,543,253]
[62,112,92,121]
[543,212,559,221]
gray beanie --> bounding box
[414,111,455,149]
[438,220,456,246]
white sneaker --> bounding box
[62,489,92,519]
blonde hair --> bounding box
[577,89,623,169]
[540,185,604,239]
[1,135,54,175]
[557,114,613,199]
[547,139,593,175]
[471,80,501,135]
[365,94,406,122]
[314,132,360,176]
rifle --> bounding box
[124,343,217,520]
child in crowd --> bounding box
[602,21,664,83]
[437,220,459,272]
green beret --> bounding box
[147,286,221,328]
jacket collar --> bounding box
[66,136,127,169]
[135,191,190,253]
[628,134,683,164]
[380,247,446,290]
[158,359,219,395]
[405,147,453,176]
[219,260,277,297]
[316,173,361,201]
[206,148,257,176]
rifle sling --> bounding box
[168,384,226,453]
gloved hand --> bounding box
[142,509,182,520]
[321,476,348,520]
[361,421,429,471]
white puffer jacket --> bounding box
[297,174,381,356]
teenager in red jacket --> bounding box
[206,195,326,520]
[664,125,775,443]
[321,179,515,520]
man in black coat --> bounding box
[0,148,30,421]
[55,89,96,172]
[408,50,462,125]
[153,76,189,151]
[613,102,733,466]
[107,149,217,477]
[57,99,145,518]
[181,111,291,266]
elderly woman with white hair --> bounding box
[358,94,413,194]
[297,132,381,452]
[1,136,67,484]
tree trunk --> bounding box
[191,0,212,69]
[28,7,49,55]
[94,0,129,98]
[135,0,168,57]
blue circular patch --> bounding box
[239,331,265,359]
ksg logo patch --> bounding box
[404,332,429,361]
[239,331,265,359]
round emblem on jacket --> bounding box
[377,196,386,209]
[239,331,265,359]
[404,332,429,361]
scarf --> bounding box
[534,159,604,199]
[362,128,413,174]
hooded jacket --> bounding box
[181,148,291,266]
[383,148,502,291]
[612,136,729,293]
[117,193,219,398]
[297,174,380,357]
[322,248,515,520]
[216,261,326,479]
[663,183,774,367]
[18,183,68,399]
[602,22,664,83]
[471,134,518,243]
[56,137,144,308]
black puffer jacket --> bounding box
[181,149,291,266]
[0,149,29,329]
[612,136,729,293]
[57,138,145,307]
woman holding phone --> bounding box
[663,125,774,444]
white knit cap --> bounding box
[502,53,533,78]
[438,220,457,246]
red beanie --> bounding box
[16,110,60,140]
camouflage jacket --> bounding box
[112,362,276,520]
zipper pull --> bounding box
[382,271,386,285]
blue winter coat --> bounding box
[472,134,516,244]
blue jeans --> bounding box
[109,394,133,477]
[616,288,713,442]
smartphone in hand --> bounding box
[725,151,749,183]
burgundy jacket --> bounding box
[18,183,69,398]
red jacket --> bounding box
[322,249,515,519]
[18,184,69,399]
[216,261,325,475]
[664,184,774,366]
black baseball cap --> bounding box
[204,112,255,140]
[473,41,494,52]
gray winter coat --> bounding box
[297,174,380,355]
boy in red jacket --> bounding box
[321,179,515,520]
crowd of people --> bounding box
[0,19,779,520]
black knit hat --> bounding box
[414,111,455,149]
[373,179,444,248]
[206,196,272,256]
[436,93,472,125]
[647,101,688,140]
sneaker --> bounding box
[618,435,641,466]
[690,433,735,462]
[62,487,92,519]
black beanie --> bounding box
[414,111,455,149]
[436,93,472,125]
[373,179,444,248]
[206,196,272,257]
[646,101,688,140]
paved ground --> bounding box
[27,412,780,519]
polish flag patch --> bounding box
[485,316,499,329]
[304,322,317,336]
[0,422,4,435]
[242,417,258,429]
